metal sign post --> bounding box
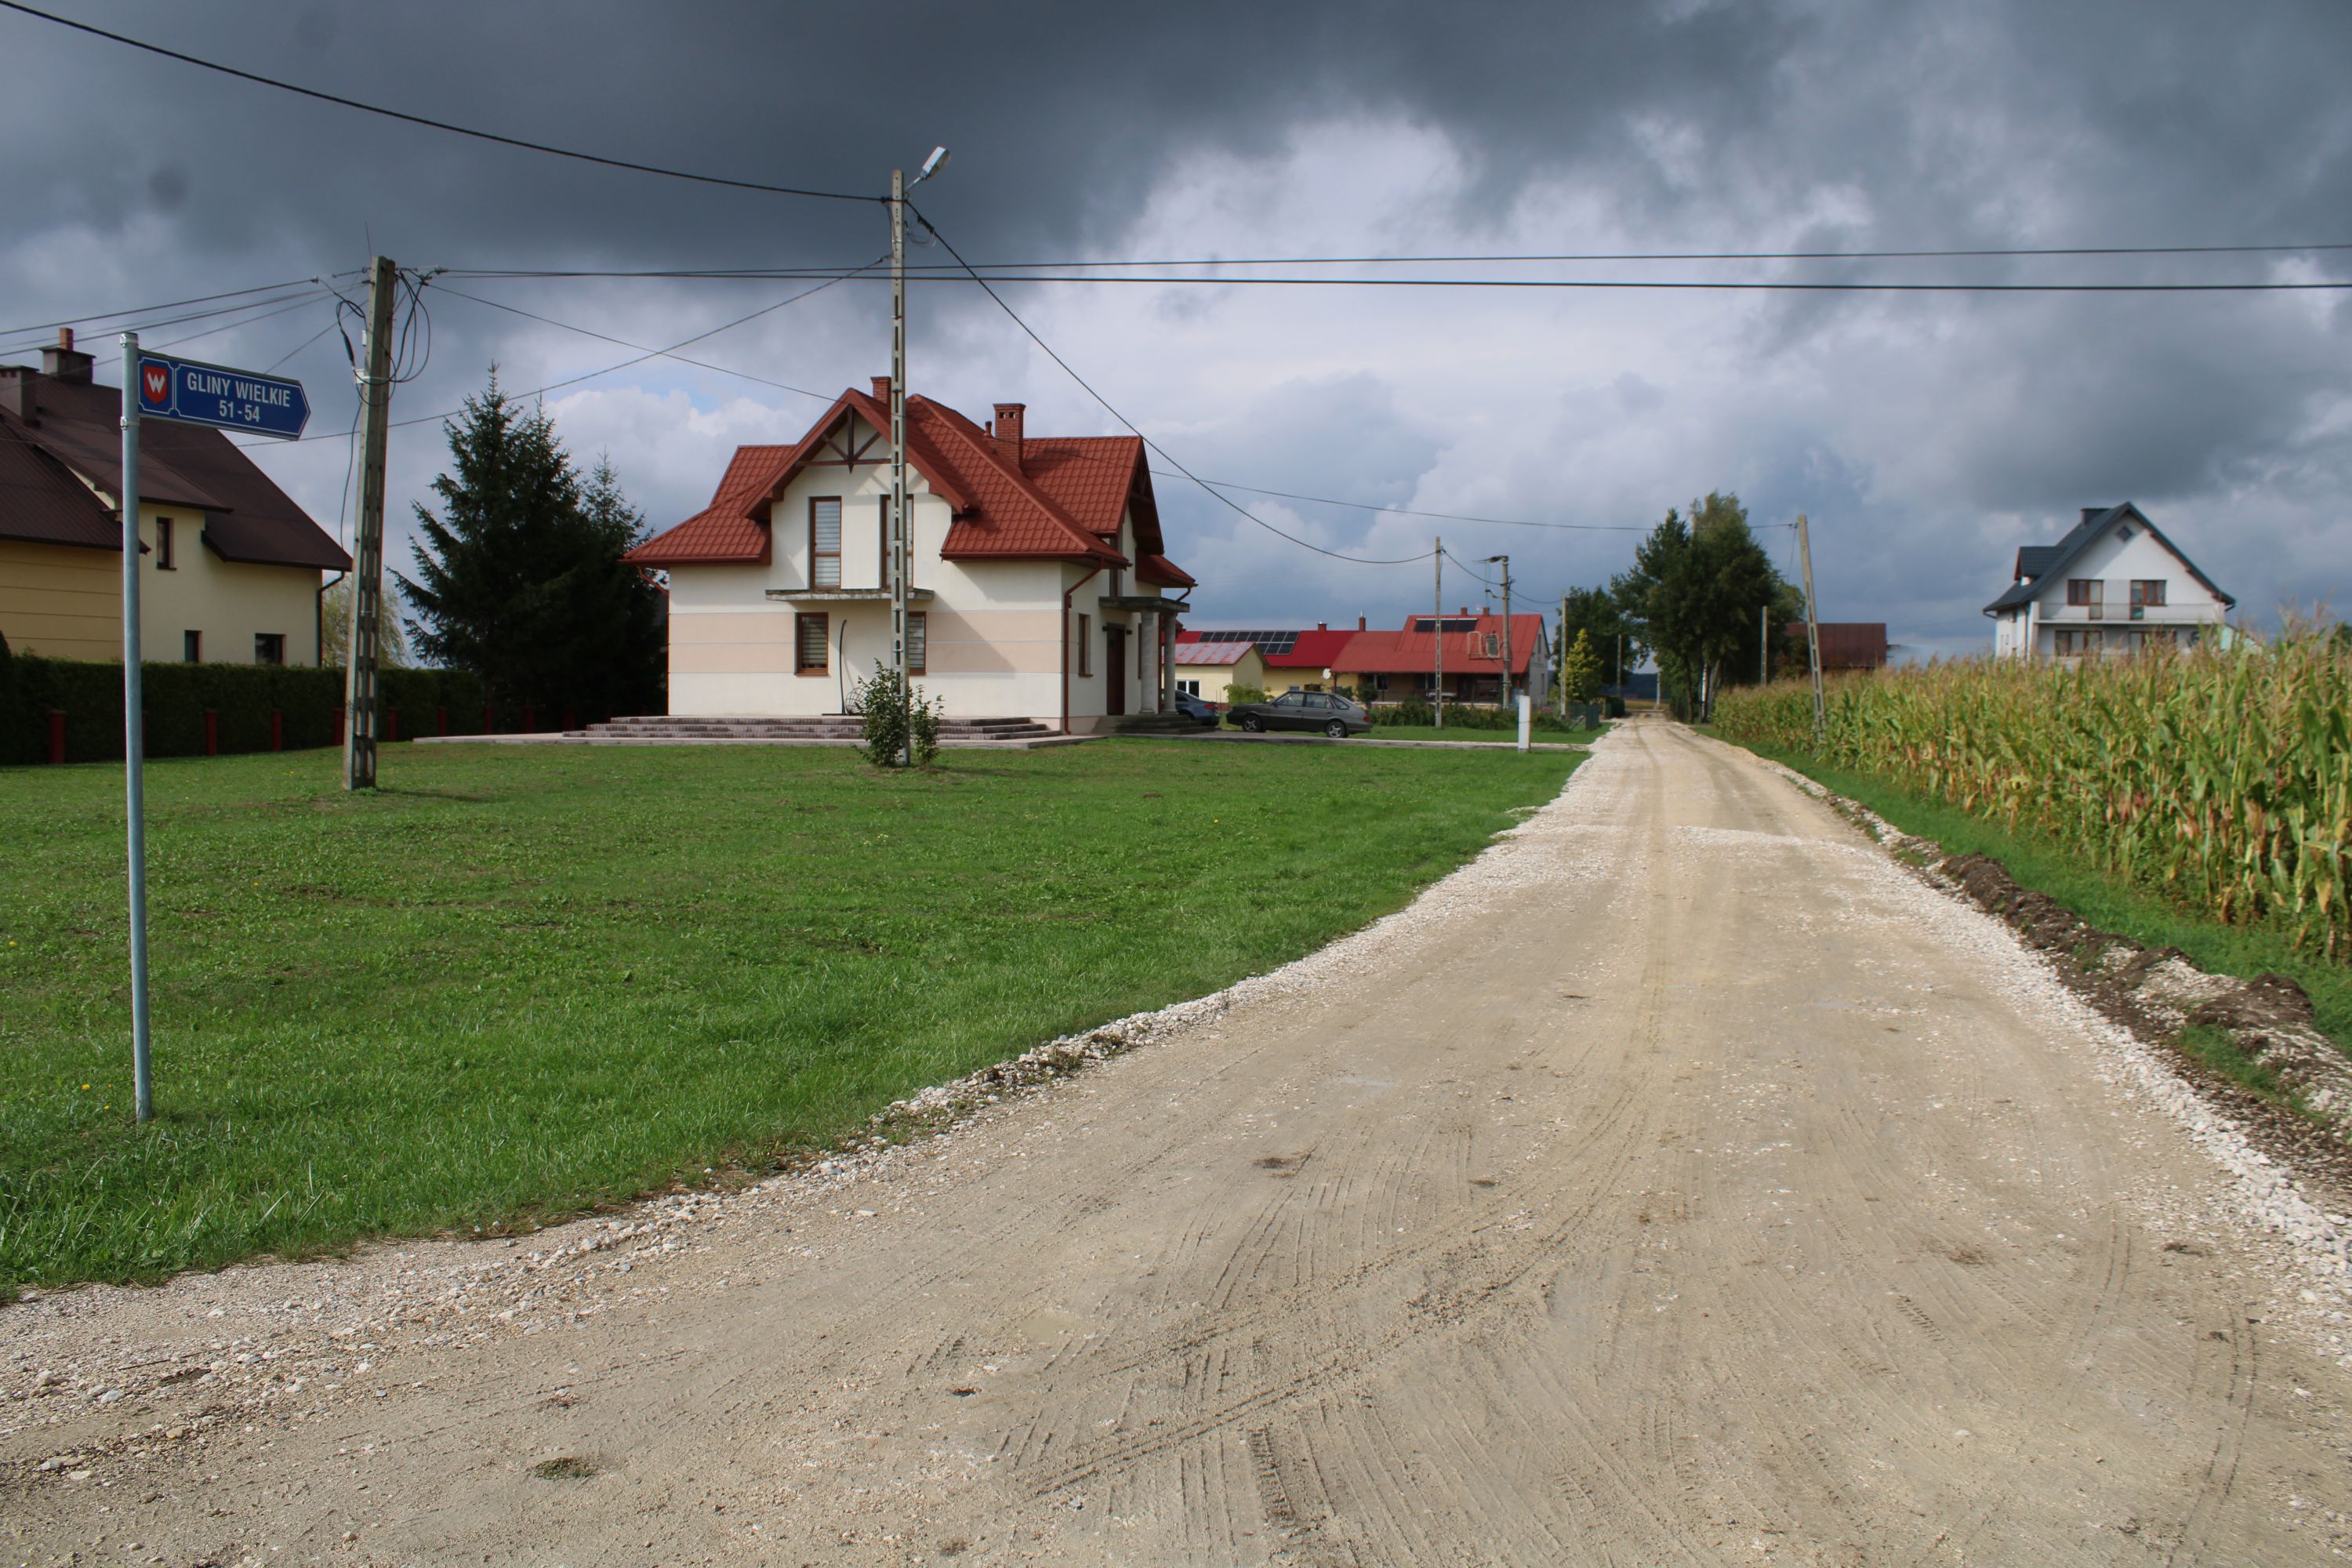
[117,343,310,1120]
[119,333,153,1123]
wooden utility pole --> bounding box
[342,256,397,790]
[1798,511,1825,746]
[1558,591,1570,717]
[1432,537,1443,729]
[1493,555,1512,711]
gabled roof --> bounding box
[1265,628,1357,670]
[1172,637,1260,667]
[626,389,1138,572]
[0,364,350,569]
[1334,612,1548,676]
[1984,503,2234,615]
[1137,553,1194,589]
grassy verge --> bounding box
[1365,724,1602,745]
[0,739,1577,1292]
[1731,737,2352,1054]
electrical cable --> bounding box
[0,1,881,206]
[0,285,339,360]
[909,204,1434,568]
[145,289,339,352]
[0,274,354,337]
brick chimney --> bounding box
[1356,615,1366,630]
[42,327,93,384]
[0,365,31,423]
[993,402,1025,470]
[1316,622,1327,632]
[869,375,891,405]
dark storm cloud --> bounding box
[2,0,2347,652]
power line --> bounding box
[0,274,350,338]
[0,285,339,361]
[909,204,1434,568]
[146,289,339,352]
[0,1,880,206]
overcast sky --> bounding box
[4,0,2347,659]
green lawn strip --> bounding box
[0,739,1577,1291]
[1363,724,1602,745]
[1733,737,2352,1055]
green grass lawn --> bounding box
[0,739,1577,1292]
[1733,738,2352,1055]
[1363,724,1602,745]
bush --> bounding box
[1222,684,1268,708]
[848,662,942,768]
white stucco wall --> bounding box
[138,505,324,666]
[1991,515,2230,659]
[663,416,1170,725]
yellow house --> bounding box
[0,333,349,666]
[1172,637,1269,705]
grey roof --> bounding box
[1983,503,2234,616]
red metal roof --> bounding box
[1137,552,1195,589]
[1264,628,1356,670]
[1334,612,1547,676]
[1172,638,1256,666]
[628,388,1156,572]
[0,365,349,570]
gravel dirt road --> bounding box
[8,717,2351,1564]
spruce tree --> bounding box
[399,376,664,720]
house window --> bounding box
[2066,579,2103,617]
[183,630,201,663]
[906,611,927,675]
[1482,632,1501,658]
[156,517,176,570]
[1178,679,1200,696]
[254,633,285,666]
[1077,614,1091,677]
[810,497,842,588]
[2129,579,2165,619]
[795,612,829,673]
[2054,629,2103,657]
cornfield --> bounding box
[1713,632,2352,960]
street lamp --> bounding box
[889,147,949,763]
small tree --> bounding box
[1561,628,1602,703]
[320,577,412,668]
[850,662,942,767]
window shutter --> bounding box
[811,499,842,588]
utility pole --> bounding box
[1558,591,1570,717]
[1798,511,1825,746]
[118,332,152,1122]
[1432,538,1443,729]
[1488,554,1512,710]
[342,256,397,790]
[887,167,912,764]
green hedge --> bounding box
[1370,699,1590,735]
[0,655,506,766]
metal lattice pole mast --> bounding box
[343,256,397,789]
[118,332,153,1121]
[889,169,913,765]
[1798,512,1825,747]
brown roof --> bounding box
[1334,612,1548,677]
[1137,552,1195,589]
[0,364,349,569]
[627,390,1181,578]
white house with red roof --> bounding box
[626,380,1194,732]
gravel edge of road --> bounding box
[1738,746,2352,1321]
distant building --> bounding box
[1984,503,2233,660]
[1171,637,1269,705]
[1,331,350,665]
[1331,609,1550,708]
[1781,622,1889,671]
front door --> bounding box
[1105,626,1127,716]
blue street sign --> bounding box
[135,353,310,440]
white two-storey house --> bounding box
[626,381,1194,732]
[1985,503,2234,660]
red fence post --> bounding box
[332,706,345,746]
[523,704,536,734]
[386,706,399,743]
[270,710,284,752]
[436,705,448,736]
[562,706,576,732]
[203,710,219,757]
[45,710,65,765]
[481,705,494,735]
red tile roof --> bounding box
[1264,628,1356,670]
[1334,612,1548,676]
[1137,552,1194,589]
[0,365,349,569]
[626,390,1178,575]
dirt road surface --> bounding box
[9,719,2351,1564]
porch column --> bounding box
[1160,610,1175,712]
